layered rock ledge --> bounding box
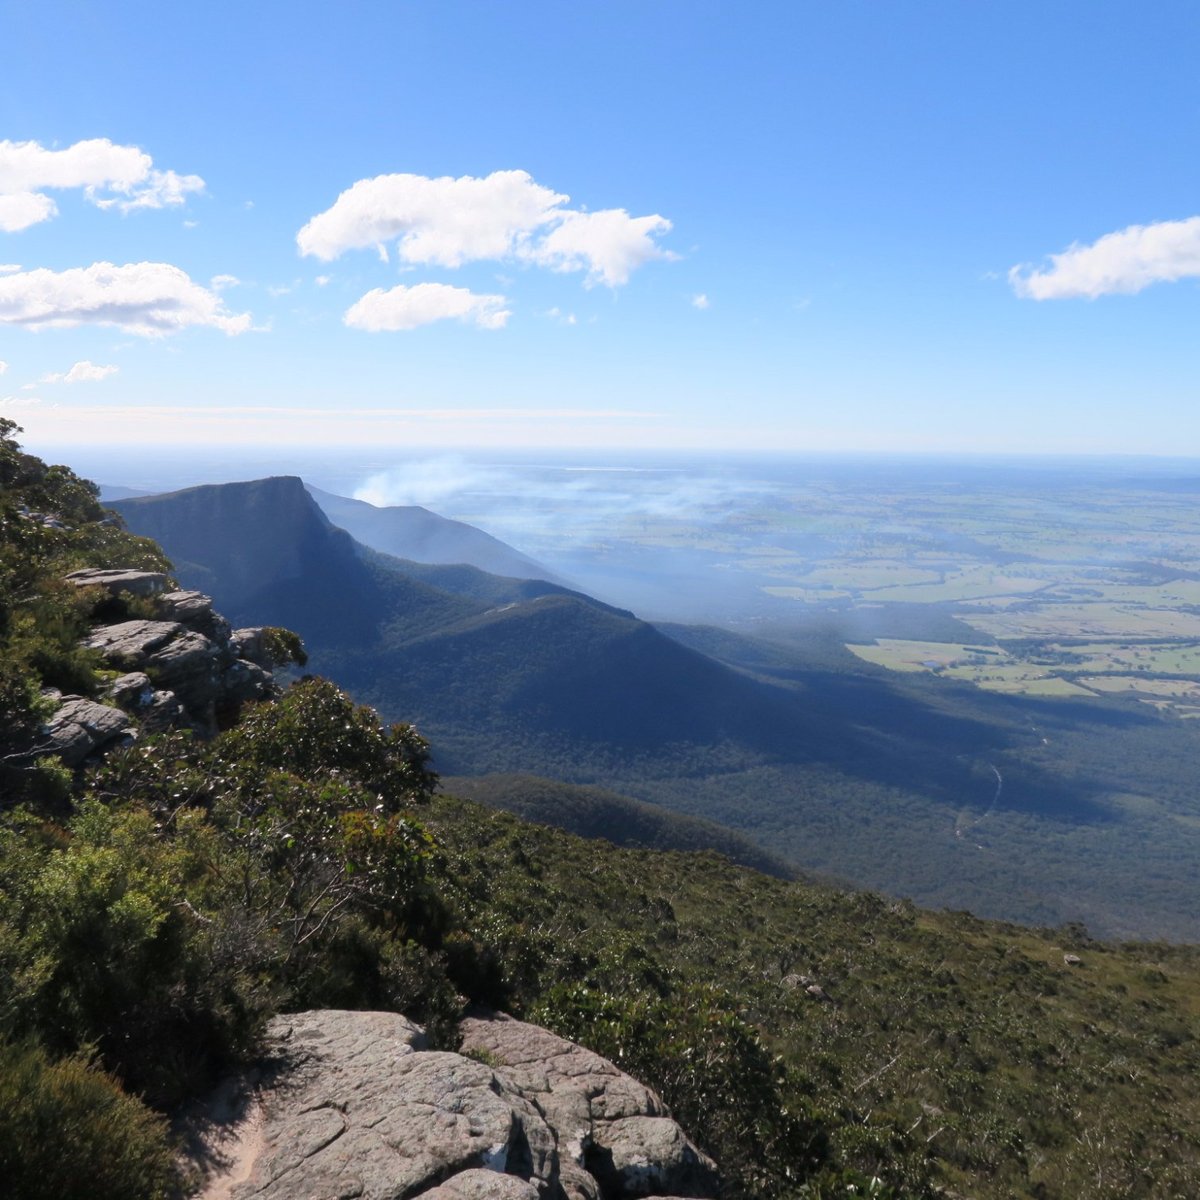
[37,569,283,767]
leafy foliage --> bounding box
[0,1039,177,1200]
[0,419,170,805]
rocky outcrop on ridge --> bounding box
[37,569,284,766]
[193,1009,719,1200]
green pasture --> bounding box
[1050,642,1200,674]
[964,604,1200,640]
[1080,675,1200,698]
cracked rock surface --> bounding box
[41,696,132,765]
[194,1010,719,1200]
[460,1012,719,1200]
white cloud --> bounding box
[0,262,253,337]
[298,170,565,265]
[40,360,119,384]
[0,192,57,232]
[543,306,577,326]
[528,208,674,287]
[210,274,241,291]
[0,138,204,230]
[1010,216,1200,299]
[0,360,6,374]
[297,169,672,287]
[0,264,19,274]
[315,274,331,287]
[691,293,710,309]
[344,282,509,331]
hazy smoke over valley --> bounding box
[352,455,776,538]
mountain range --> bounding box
[110,476,1200,939]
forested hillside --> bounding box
[2,423,1200,1200]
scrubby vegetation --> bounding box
[3,421,1200,1199]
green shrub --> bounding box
[212,677,436,809]
[531,980,835,1198]
[0,1039,177,1200]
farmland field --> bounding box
[488,460,1200,715]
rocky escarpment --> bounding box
[193,1009,719,1200]
[39,568,284,766]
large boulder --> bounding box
[193,1010,720,1200]
[80,614,270,731]
[208,1010,556,1200]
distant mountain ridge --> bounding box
[305,483,552,581]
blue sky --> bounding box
[2,0,1199,456]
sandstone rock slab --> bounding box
[422,1170,539,1199]
[64,568,168,598]
[224,1011,556,1200]
[107,671,154,707]
[83,619,183,665]
[42,697,132,765]
[158,589,215,623]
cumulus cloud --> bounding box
[0,138,204,231]
[528,208,674,287]
[0,262,253,336]
[344,282,509,331]
[1010,216,1200,299]
[0,360,7,374]
[40,360,119,384]
[298,170,565,265]
[298,169,672,287]
[691,293,710,309]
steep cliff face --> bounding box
[112,477,345,609]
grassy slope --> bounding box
[431,790,1200,1200]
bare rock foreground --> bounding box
[192,1009,718,1200]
